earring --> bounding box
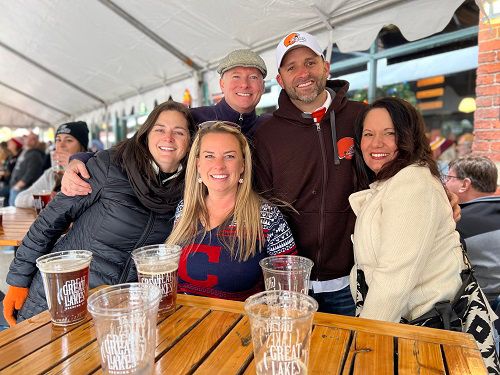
[197,176,202,184]
[238,178,243,184]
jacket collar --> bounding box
[215,98,258,134]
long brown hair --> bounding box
[354,97,439,190]
[113,100,195,182]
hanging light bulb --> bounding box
[458,97,476,113]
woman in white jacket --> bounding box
[15,121,89,208]
[349,97,499,373]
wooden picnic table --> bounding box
[0,207,37,246]
[0,293,486,374]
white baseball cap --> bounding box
[276,31,324,68]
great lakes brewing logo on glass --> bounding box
[101,313,149,374]
[257,319,308,375]
[37,250,92,326]
[245,290,318,375]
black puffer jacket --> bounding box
[7,150,176,321]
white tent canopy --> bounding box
[0,0,469,129]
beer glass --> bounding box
[50,150,65,172]
[33,190,53,214]
[132,244,182,315]
[88,283,161,375]
[245,290,318,375]
[36,250,93,326]
[260,255,314,294]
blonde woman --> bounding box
[167,121,296,300]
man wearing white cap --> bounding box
[253,31,366,315]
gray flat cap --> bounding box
[216,49,267,78]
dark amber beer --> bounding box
[37,250,93,326]
[132,244,182,315]
[33,191,53,214]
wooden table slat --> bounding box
[308,325,351,374]
[46,341,101,375]
[242,359,256,375]
[155,310,241,374]
[155,305,211,356]
[193,316,253,374]
[343,331,394,375]
[2,320,96,374]
[0,314,93,371]
[313,312,479,349]
[0,311,52,348]
[442,345,489,375]
[0,207,37,246]
[398,338,445,374]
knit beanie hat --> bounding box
[56,121,89,150]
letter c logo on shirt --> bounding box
[178,244,221,288]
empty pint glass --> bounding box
[36,250,92,326]
[88,283,161,375]
[260,255,314,294]
[132,244,182,315]
[245,290,318,375]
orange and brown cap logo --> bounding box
[337,137,355,160]
[283,33,300,47]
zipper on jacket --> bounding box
[315,123,328,276]
[118,212,156,283]
[238,113,243,126]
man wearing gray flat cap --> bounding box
[191,49,267,137]
[59,49,268,195]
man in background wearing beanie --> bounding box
[8,132,45,206]
[254,31,366,315]
[15,121,89,208]
[60,49,268,195]
[191,49,267,137]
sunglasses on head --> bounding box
[197,120,241,130]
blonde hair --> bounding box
[166,122,263,261]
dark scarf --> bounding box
[121,146,185,215]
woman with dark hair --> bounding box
[4,100,195,325]
[15,121,90,208]
[349,97,498,371]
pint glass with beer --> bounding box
[132,244,182,315]
[36,250,93,326]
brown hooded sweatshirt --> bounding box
[254,79,366,280]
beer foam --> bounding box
[38,258,90,273]
[137,261,178,275]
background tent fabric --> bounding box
[0,0,471,128]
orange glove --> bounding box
[3,286,29,327]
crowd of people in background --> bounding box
[0,30,499,372]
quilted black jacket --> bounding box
[7,150,176,321]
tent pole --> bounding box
[368,41,378,104]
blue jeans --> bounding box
[309,284,355,316]
[8,188,20,206]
